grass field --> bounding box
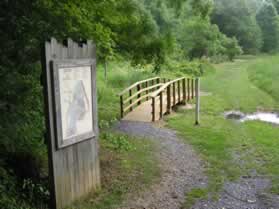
[68,133,160,209]
[167,56,279,206]
[247,55,279,103]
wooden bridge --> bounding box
[118,77,200,122]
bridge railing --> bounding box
[118,76,199,121]
[118,77,169,118]
[150,77,198,121]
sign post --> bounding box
[195,78,200,125]
[42,38,100,209]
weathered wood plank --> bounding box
[42,38,100,209]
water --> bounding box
[225,111,279,125]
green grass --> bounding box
[67,133,160,209]
[167,56,279,206]
[247,55,279,103]
[182,188,208,209]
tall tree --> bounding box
[273,0,279,12]
[257,1,279,52]
[212,0,262,54]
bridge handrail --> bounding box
[150,77,198,121]
[150,77,185,98]
[123,83,164,105]
[118,77,160,96]
[119,76,199,121]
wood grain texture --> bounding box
[42,38,100,209]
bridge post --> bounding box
[173,82,176,106]
[120,95,124,118]
[191,79,194,99]
[178,80,181,103]
[160,92,163,118]
[187,78,190,101]
[182,78,186,105]
[195,78,200,125]
[152,97,156,122]
[167,86,171,114]
[137,84,141,105]
[146,81,149,101]
[129,89,133,111]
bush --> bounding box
[101,133,136,152]
[165,59,215,77]
[223,37,243,61]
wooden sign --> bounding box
[42,38,100,209]
[51,59,96,149]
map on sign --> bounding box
[58,66,93,141]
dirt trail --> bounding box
[115,120,207,209]
[193,176,279,209]
[114,120,279,209]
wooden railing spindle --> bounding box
[191,79,194,99]
[137,84,141,105]
[178,80,181,103]
[129,89,133,111]
[120,95,124,118]
[146,81,149,101]
[152,97,156,122]
[160,92,163,118]
[187,78,190,101]
[173,82,176,105]
[183,78,186,104]
[167,85,171,114]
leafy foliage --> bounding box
[256,2,279,52]
[212,0,263,54]
[101,133,135,152]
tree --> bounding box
[273,0,279,13]
[256,2,279,52]
[179,17,222,59]
[191,0,213,19]
[222,36,243,61]
[212,0,263,54]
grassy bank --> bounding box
[166,56,279,207]
[247,55,279,103]
[68,132,160,209]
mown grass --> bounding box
[167,56,279,206]
[247,55,279,103]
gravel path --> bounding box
[192,176,279,209]
[114,120,279,209]
[115,120,207,209]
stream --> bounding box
[225,111,279,125]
